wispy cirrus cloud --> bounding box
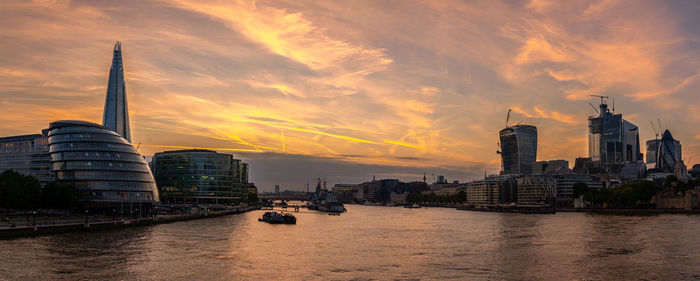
[1,0,698,190]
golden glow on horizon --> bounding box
[0,0,698,176]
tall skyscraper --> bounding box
[655,130,682,173]
[587,98,641,172]
[499,125,537,175]
[102,41,131,142]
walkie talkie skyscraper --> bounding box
[102,41,131,142]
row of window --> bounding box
[73,180,157,192]
[49,134,130,145]
[83,191,156,202]
[52,161,151,173]
[49,142,135,153]
[48,126,118,136]
[51,151,143,162]
[57,170,155,182]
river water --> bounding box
[1,205,699,280]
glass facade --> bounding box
[48,120,158,214]
[587,102,642,172]
[102,41,131,142]
[152,149,248,205]
[656,130,682,173]
[499,125,537,175]
[0,132,53,185]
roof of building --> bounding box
[154,149,218,155]
[0,133,45,143]
[49,120,105,129]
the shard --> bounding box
[102,41,131,142]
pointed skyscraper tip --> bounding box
[102,41,131,142]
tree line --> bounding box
[574,180,658,208]
[0,169,81,211]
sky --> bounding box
[1,0,698,191]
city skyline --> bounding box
[1,0,699,191]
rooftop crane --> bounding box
[590,94,609,105]
[650,120,659,139]
[505,108,512,128]
[588,102,600,114]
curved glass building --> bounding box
[151,149,244,205]
[656,130,682,173]
[48,120,159,215]
[499,125,537,175]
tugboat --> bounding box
[258,211,296,224]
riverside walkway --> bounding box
[0,205,259,239]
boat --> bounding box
[308,178,347,213]
[258,211,297,224]
[404,204,421,208]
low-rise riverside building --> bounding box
[465,174,518,205]
[0,131,53,185]
[517,175,557,205]
[151,149,249,205]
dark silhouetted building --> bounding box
[655,130,682,174]
[587,99,642,173]
[499,125,537,175]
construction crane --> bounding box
[588,102,600,114]
[590,94,609,105]
[650,121,659,139]
[505,108,512,128]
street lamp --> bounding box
[84,209,89,225]
[32,211,36,226]
[112,209,116,221]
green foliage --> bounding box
[583,180,660,208]
[572,182,589,198]
[247,192,258,203]
[664,175,679,188]
[0,169,41,210]
[40,182,81,211]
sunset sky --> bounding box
[1,0,698,191]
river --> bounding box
[1,205,699,280]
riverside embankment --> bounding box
[0,205,259,239]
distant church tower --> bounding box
[102,41,131,142]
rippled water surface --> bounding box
[1,205,699,280]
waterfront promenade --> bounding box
[0,205,259,239]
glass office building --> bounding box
[48,120,159,215]
[102,41,131,142]
[656,130,682,173]
[151,149,247,205]
[499,125,537,175]
[0,131,53,185]
[587,101,642,172]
